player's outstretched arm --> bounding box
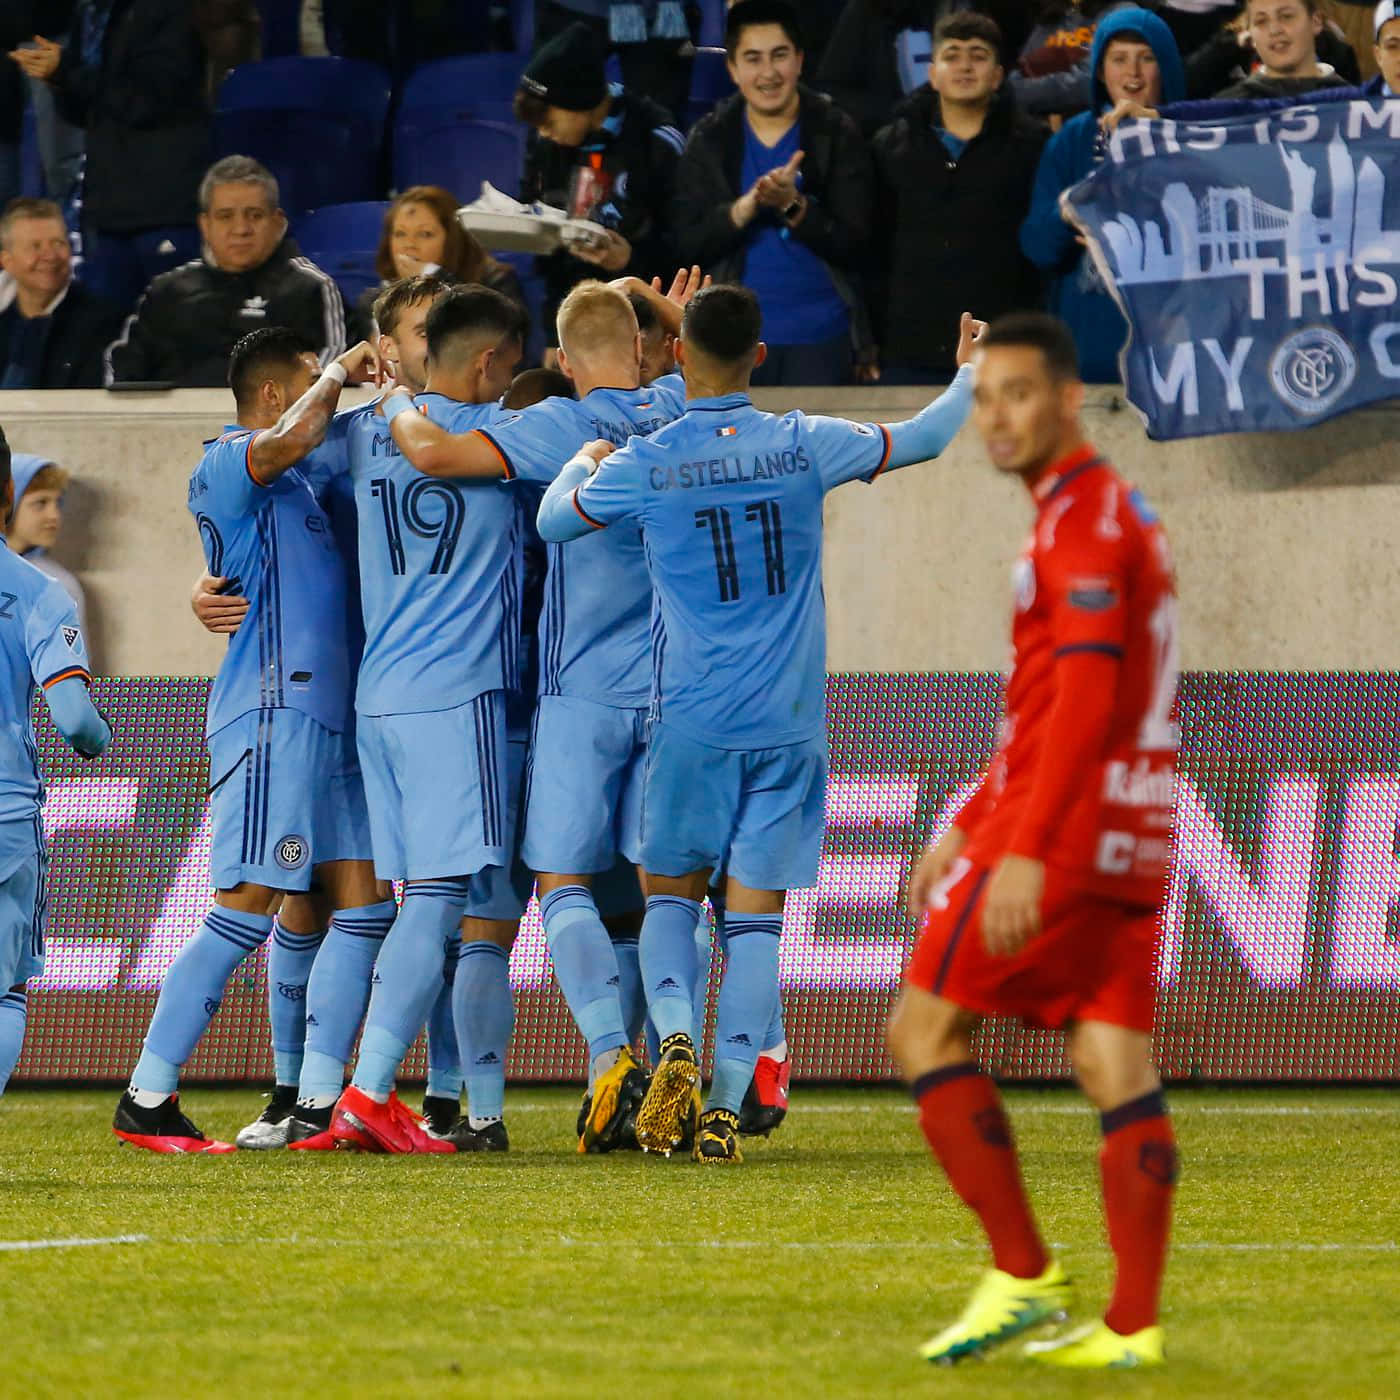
[536,440,615,542]
[880,313,986,471]
[44,676,112,760]
[248,341,381,485]
[378,389,508,478]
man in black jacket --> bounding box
[0,196,121,387]
[872,12,1046,381]
[673,0,873,386]
[514,21,683,365]
[105,155,348,386]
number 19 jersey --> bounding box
[345,395,519,717]
[571,391,892,750]
[964,446,1179,907]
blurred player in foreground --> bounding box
[537,285,981,1163]
[888,313,1178,1368]
[0,425,111,1099]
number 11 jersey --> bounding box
[571,391,892,751]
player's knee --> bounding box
[462,916,517,951]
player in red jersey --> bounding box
[887,313,1179,1370]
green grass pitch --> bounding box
[1,1086,1395,1397]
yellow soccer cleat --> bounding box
[1026,1320,1164,1368]
[578,1046,648,1154]
[634,1033,700,1156]
[692,1107,743,1164]
[918,1260,1073,1365]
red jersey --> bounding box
[961,444,1178,907]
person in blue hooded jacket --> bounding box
[1019,7,1184,383]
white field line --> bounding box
[0,1233,149,1253]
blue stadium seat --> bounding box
[496,250,547,365]
[398,52,526,124]
[214,57,392,215]
[292,201,390,308]
[697,0,726,47]
[509,0,535,54]
[686,47,736,129]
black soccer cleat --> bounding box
[112,1091,236,1154]
[235,1083,298,1149]
[693,1108,743,1165]
[444,1118,510,1153]
[421,1093,461,1138]
[285,1104,338,1151]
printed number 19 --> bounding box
[694,501,787,603]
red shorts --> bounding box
[904,858,1159,1032]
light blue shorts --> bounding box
[0,820,46,987]
[358,692,510,882]
[208,708,371,892]
[464,736,535,922]
[640,722,828,892]
[521,695,648,874]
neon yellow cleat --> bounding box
[918,1260,1073,1364]
[1026,1320,1165,1368]
[578,1046,647,1154]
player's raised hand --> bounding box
[907,827,967,919]
[337,340,384,386]
[665,265,709,308]
[191,573,249,635]
[980,854,1044,958]
[579,439,616,470]
[954,312,988,368]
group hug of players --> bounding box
[0,252,1180,1365]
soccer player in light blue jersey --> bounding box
[384,276,696,1152]
[328,285,531,1155]
[537,284,984,1162]
[113,327,387,1154]
[0,424,111,1101]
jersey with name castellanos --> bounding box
[571,392,892,749]
[346,393,520,716]
[475,377,686,707]
[188,427,350,739]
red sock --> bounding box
[913,1063,1048,1279]
[1100,1091,1177,1335]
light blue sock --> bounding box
[0,989,26,1094]
[639,894,702,1045]
[133,907,274,1094]
[267,922,324,1087]
[608,931,646,1043]
[426,942,464,1099]
[455,941,513,1122]
[352,880,469,1098]
[542,885,627,1061]
[764,995,786,1053]
[693,899,716,1050]
[708,914,782,1115]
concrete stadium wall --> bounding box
[3,386,1399,675]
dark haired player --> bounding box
[0,424,111,1101]
[537,284,982,1162]
[888,313,1178,1368]
[114,328,385,1152]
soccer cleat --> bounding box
[421,1093,461,1138]
[330,1086,455,1154]
[693,1107,743,1164]
[112,1091,237,1154]
[234,1084,297,1149]
[737,1053,791,1137]
[286,1105,345,1152]
[1025,1321,1165,1369]
[443,1118,510,1153]
[579,1047,649,1154]
[634,1033,701,1156]
[918,1260,1073,1364]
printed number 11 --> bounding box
[694,501,787,602]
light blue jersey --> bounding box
[0,544,93,823]
[188,428,350,738]
[568,394,893,750]
[476,378,684,707]
[346,396,521,716]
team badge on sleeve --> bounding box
[62,626,81,649]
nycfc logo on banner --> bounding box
[275,835,309,871]
[1269,328,1356,417]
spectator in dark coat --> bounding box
[872,12,1047,382]
[0,196,122,387]
[1185,1,1359,93]
[6,4,84,210]
[1212,0,1352,96]
[514,21,683,363]
[9,0,213,315]
[105,155,348,386]
[673,0,874,386]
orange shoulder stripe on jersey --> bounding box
[244,432,273,488]
[868,424,894,481]
[572,488,606,530]
[42,666,91,690]
[473,429,514,480]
